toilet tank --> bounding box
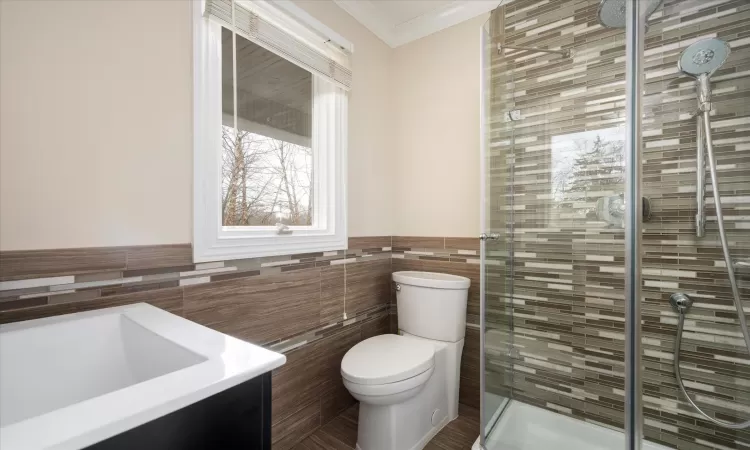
[393,271,470,343]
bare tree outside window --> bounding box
[221,29,313,228]
[221,127,313,226]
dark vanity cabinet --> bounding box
[87,373,272,450]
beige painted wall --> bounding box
[0,0,482,251]
[0,0,193,251]
[294,0,395,239]
[391,15,486,238]
[0,0,394,251]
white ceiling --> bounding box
[333,0,497,48]
[376,1,455,24]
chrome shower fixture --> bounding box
[681,38,731,238]
[682,39,731,239]
[595,195,651,228]
[679,38,731,113]
[672,37,750,429]
[597,0,663,28]
[679,38,731,77]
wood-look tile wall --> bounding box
[0,235,480,449]
[0,244,194,281]
[272,314,390,449]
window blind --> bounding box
[205,0,352,90]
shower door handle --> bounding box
[480,233,500,241]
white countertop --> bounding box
[0,303,286,450]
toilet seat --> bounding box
[341,334,435,385]
[343,365,434,402]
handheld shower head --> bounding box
[597,0,663,28]
[678,38,731,78]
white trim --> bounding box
[333,0,496,48]
[246,0,354,54]
[192,0,347,263]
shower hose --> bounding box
[673,110,750,429]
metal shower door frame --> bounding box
[624,1,646,449]
[478,20,488,449]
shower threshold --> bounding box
[472,400,671,450]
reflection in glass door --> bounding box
[480,0,634,445]
[479,15,512,446]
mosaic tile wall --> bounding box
[0,236,481,448]
[488,0,750,448]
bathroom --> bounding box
[0,0,748,449]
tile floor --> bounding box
[293,403,480,450]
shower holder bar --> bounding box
[497,43,571,58]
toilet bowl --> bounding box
[341,271,470,450]
[342,334,435,406]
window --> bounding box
[193,0,351,262]
[220,29,314,228]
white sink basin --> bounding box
[0,303,286,450]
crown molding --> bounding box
[333,0,496,48]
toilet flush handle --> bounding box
[395,284,401,292]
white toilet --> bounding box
[341,271,470,450]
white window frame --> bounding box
[192,0,349,263]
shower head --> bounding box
[678,38,731,77]
[597,0,663,28]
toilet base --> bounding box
[355,412,449,450]
[354,339,461,450]
[355,397,450,450]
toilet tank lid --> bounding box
[392,271,470,289]
[341,334,435,385]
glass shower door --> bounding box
[479,16,512,445]
[478,0,638,448]
[480,1,750,449]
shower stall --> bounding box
[478,0,750,449]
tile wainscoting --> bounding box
[0,236,480,449]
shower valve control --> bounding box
[669,293,693,313]
[504,109,523,122]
